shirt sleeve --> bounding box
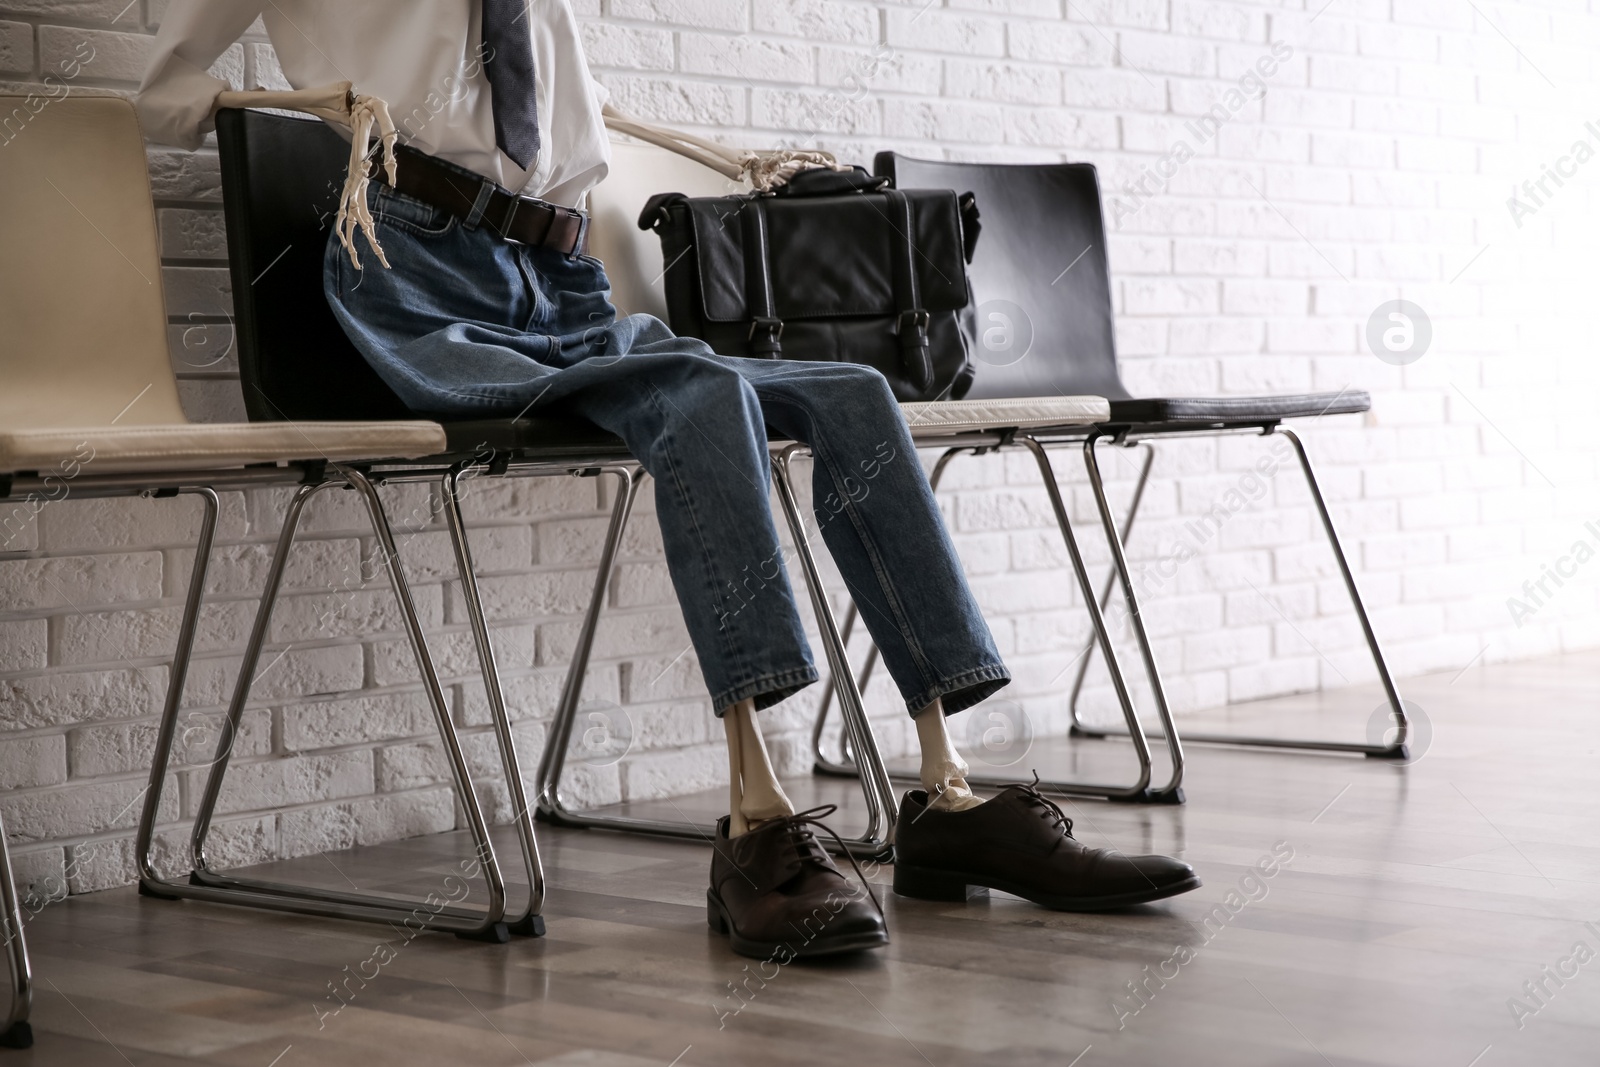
[135,0,266,148]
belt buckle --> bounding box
[569,209,591,256]
[494,190,522,244]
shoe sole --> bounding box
[893,861,1202,911]
[706,889,889,959]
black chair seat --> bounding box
[437,417,626,458]
[1107,391,1371,426]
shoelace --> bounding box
[1015,771,1075,839]
[769,804,884,918]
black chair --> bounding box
[205,109,905,860]
[853,152,1407,761]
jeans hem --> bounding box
[906,664,1012,718]
[713,664,821,717]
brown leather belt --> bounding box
[371,145,589,255]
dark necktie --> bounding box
[481,0,541,169]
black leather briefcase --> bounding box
[638,167,981,402]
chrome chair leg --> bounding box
[442,466,545,936]
[136,487,220,889]
[1073,427,1408,759]
[811,440,1175,803]
[1066,442,1156,734]
[771,445,895,855]
[809,602,873,777]
[1079,434,1185,798]
[536,456,896,859]
[139,474,516,940]
[534,467,642,822]
[0,811,32,1050]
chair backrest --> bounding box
[586,139,747,319]
[215,108,413,422]
[876,153,1131,402]
[0,95,189,428]
[217,112,746,420]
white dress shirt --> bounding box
[136,0,610,208]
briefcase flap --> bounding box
[685,189,970,323]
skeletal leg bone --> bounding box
[915,698,985,811]
[723,698,796,836]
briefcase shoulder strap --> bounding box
[739,198,783,358]
[885,188,933,393]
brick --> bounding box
[1005,107,1116,148]
[283,691,436,750]
[277,789,456,856]
[41,491,246,552]
[0,734,67,788]
[755,86,881,137]
[0,552,163,611]
[371,624,536,688]
[161,265,232,318]
[0,619,47,670]
[39,26,150,83]
[0,667,167,731]
[946,59,1061,105]
[464,568,607,622]
[1063,68,1166,111]
[270,584,445,643]
[1117,32,1215,77]
[158,207,228,259]
[538,606,691,664]
[819,46,941,96]
[146,146,223,200]
[680,34,812,84]
[596,73,744,126]
[203,750,373,816]
[68,708,270,776]
[887,7,1005,57]
[1007,20,1110,65]
[1172,1,1265,43]
[0,21,32,76]
[755,0,877,44]
[579,21,673,71]
[180,645,364,708]
[621,745,724,801]
[54,600,256,665]
[246,42,290,90]
[1,775,178,843]
[176,537,364,598]
[168,321,238,375]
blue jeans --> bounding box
[325,174,1009,717]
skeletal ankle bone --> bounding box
[724,699,795,836]
[915,699,985,811]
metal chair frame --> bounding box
[0,460,518,1052]
[130,462,553,942]
[530,445,900,860]
[809,429,1185,805]
[1066,423,1409,758]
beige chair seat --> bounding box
[0,421,447,475]
[899,395,1109,435]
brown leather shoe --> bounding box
[708,805,889,959]
[894,780,1201,910]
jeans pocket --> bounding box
[372,185,457,237]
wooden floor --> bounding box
[10,651,1600,1066]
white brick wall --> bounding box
[4,0,1600,902]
